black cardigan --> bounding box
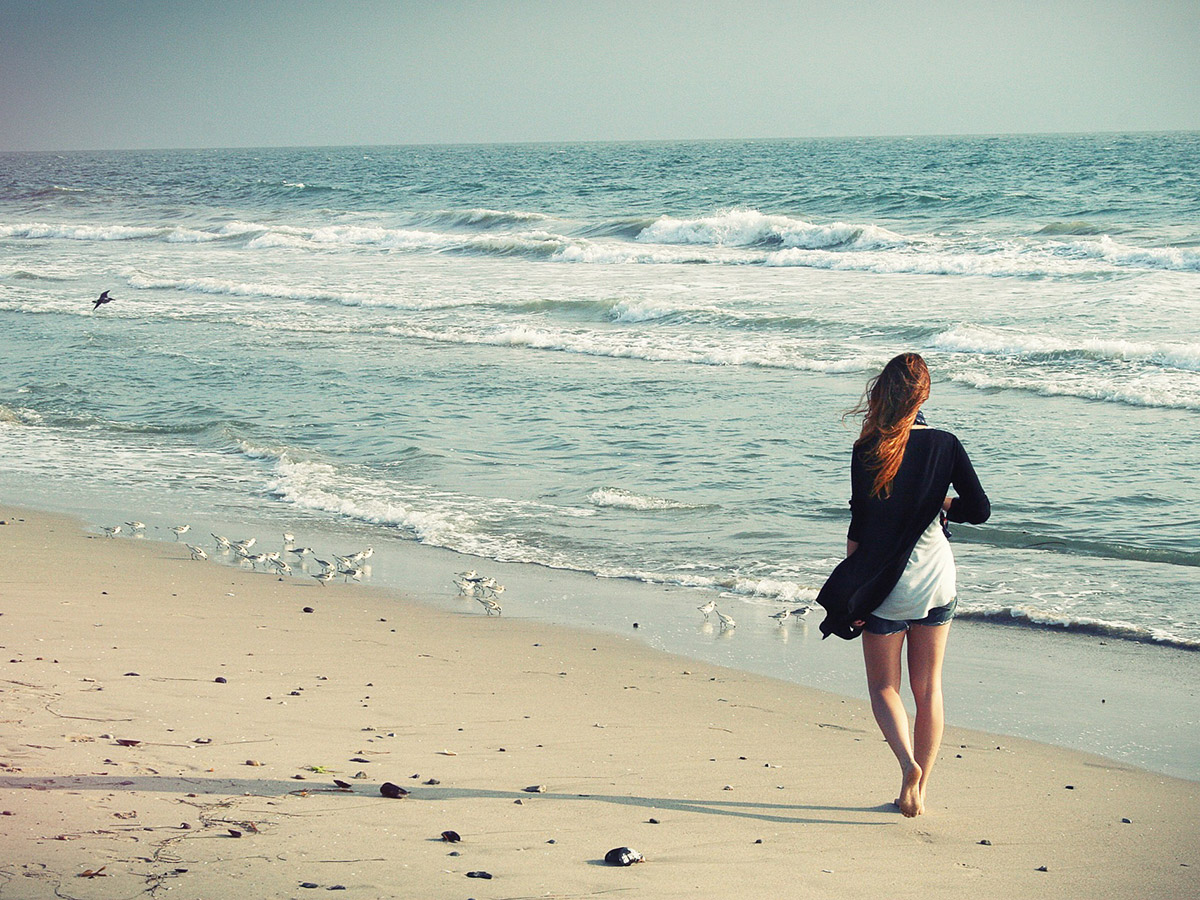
[816,428,990,640]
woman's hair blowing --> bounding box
[848,353,931,498]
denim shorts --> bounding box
[864,598,957,635]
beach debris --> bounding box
[978,839,992,845]
[305,765,332,773]
[78,866,108,878]
[1065,784,1075,790]
[1121,817,1132,824]
[303,606,315,613]
[115,739,141,747]
[647,818,660,824]
[380,782,408,799]
[523,784,546,793]
[1036,866,1049,872]
[441,830,462,843]
[92,290,115,310]
[349,756,370,763]
[423,778,440,785]
[245,759,262,767]
[604,847,644,866]
[438,749,457,756]
[466,870,493,879]
[300,883,319,889]
[228,829,243,838]
[333,780,352,790]
[214,676,227,683]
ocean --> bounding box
[1,134,1198,657]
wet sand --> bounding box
[1,507,1196,898]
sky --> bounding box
[1,0,1198,151]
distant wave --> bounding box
[5,215,1197,277]
[952,523,1199,568]
[410,208,556,229]
[637,210,906,250]
[1035,221,1111,236]
[588,487,709,511]
[933,324,1200,373]
[380,322,878,373]
[958,606,1200,651]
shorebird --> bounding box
[211,533,232,550]
[697,599,717,619]
[101,524,122,538]
[312,570,335,586]
[269,558,292,576]
[125,521,146,533]
[170,524,190,540]
[288,546,315,557]
[92,290,114,310]
[338,567,363,582]
[244,553,268,569]
[349,547,373,562]
[769,608,792,623]
[717,610,737,630]
[283,531,295,544]
[186,543,208,561]
[231,537,256,552]
[477,596,502,615]
[791,602,815,618]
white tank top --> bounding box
[871,513,957,621]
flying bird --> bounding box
[93,290,115,310]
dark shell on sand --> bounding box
[380,782,409,799]
[604,847,644,866]
[441,830,461,843]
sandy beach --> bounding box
[1,506,1197,899]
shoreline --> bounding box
[1,505,1198,898]
[5,497,1199,784]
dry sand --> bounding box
[1,507,1196,899]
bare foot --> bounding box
[898,764,923,817]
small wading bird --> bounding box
[92,290,114,310]
[697,599,717,619]
[312,570,335,587]
[170,524,190,540]
[769,609,791,623]
[125,521,146,534]
[101,524,122,538]
[717,610,737,631]
[186,544,208,561]
[211,533,232,550]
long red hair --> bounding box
[848,353,930,498]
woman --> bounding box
[816,353,990,817]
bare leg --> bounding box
[906,620,952,809]
[862,630,923,816]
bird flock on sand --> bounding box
[99,521,813,628]
[100,522,377,588]
[454,571,505,616]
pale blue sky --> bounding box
[2,0,1197,150]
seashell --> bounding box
[523,784,546,793]
[604,846,644,866]
[380,782,408,799]
[440,830,461,843]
